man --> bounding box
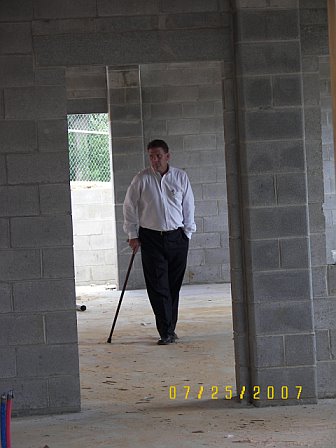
[123,139,196,345]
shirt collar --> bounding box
[150,164,171,177]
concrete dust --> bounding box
[12,284,336,447]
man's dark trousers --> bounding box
[139,226,189,339]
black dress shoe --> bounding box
[168,332,178,342]
[157,336,173,345]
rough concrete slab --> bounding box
[11,284,336,446]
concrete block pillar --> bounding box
[0,14,80,413]
[299,0,336,397]
[222,60,252,393]
[231,1,317,405]
[107,66,145,289]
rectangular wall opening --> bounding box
[67,113,118,288]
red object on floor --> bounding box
[5,392,13,448]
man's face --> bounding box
[148,147,170,175]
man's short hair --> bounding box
[147,139,169,153]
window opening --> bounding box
[68,113,111,182]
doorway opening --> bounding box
[67,113,118,288]
[72,61,236,415]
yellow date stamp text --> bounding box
[168,385,303,400]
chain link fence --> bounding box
[67,113,111,182]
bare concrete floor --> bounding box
[13,283,336,448]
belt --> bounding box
[140,227,180,235]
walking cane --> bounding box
[107,250,136,343]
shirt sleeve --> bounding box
[182,173,196,239]
[123,176,141,240]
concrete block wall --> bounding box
[33,1,230,67]
[141,61,230,284]
[107,61,230,289]
[71,182,118,286]
[221,31,252,393]
[299,0,336,398]
[319,55,336,264]
[0,3,80,414]
[300,2,328,314]
[66,66,108,114]
[2,0,335,414]
[233,0,317,405]
[31,0,232,293]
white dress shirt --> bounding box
[123,165,196,240]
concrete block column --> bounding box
[107,66,145,289]
[222,59,252,394]
[0,42,80,414]
[231,1,317,405]
[299,0,336,397]
[0,5,80,414]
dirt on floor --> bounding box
[12,284,336,448]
